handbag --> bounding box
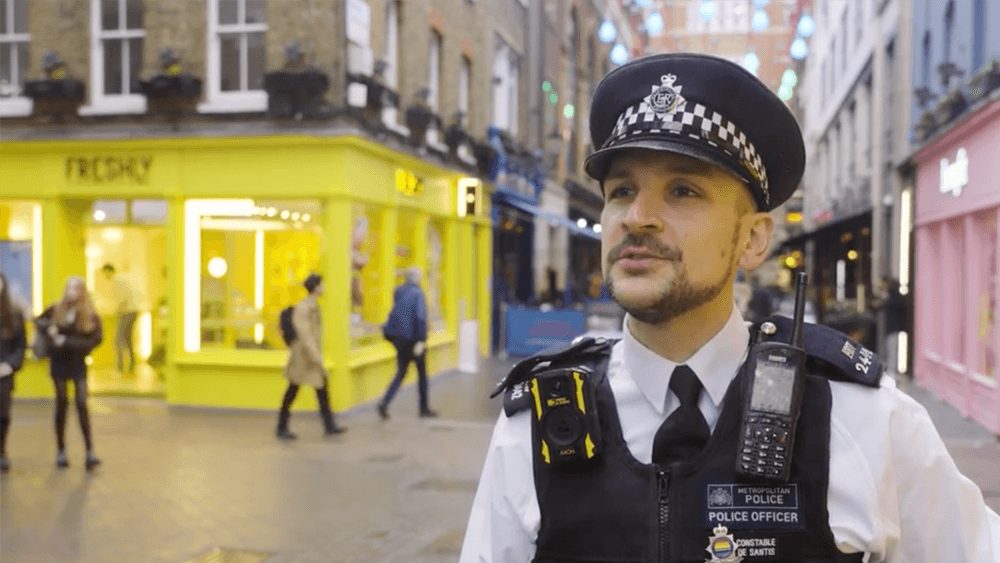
[31,331,50,359]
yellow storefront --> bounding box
[0,135,493,411]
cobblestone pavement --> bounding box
[1,359,997,563]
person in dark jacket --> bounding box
[0,272,28,473]
[35,276,103,470]
[377,266,437,420]
[873,276,907,374]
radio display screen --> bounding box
[750,362,796,415]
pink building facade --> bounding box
[913,99,1000,435]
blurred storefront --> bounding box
[0,135,492,411]
[912,98,1000,435]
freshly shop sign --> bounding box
[65,155,153,185]
[939,147,968,197]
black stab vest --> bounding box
[529,351,866,563]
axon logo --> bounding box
[939,147,968,197]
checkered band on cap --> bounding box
[604,99,770,206]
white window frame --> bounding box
[80,0,147,116]
[491,38,519,135]
[428,29,441,112]
[199,0,268,114]
[0,0,32,117]
[458,56,470,127]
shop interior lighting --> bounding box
[302,213,311,222]
[542,80,552,92]
[634,0,651,8]
[549,92,558,104]
[700,0,716,22]
[563,104,575,119]
[93,210,107,221]
[266,207,277,217]
[32,203,42,315]
[598,20,616,44]
[847,250,859,261]
[646,11,664,35]
[184,199,254,353]
[207,257,228,278]
[291,212,301,221]
[753,0,770,5]
[610,44,628,66]
[797,14,815,38]
[280,210,291,219]
[899,188,912,295]
[752,8,769,31]
[577,218,588,228]
[897,331,908,373]
[593,223,602,233]
[790,38,808,60]
[743,52,760,75]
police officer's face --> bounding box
[600,150,772,325]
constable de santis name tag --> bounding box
[703,483,804,530]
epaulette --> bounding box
[491,336,617,416]
[758,316,882,388]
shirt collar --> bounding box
[622,304,750,414]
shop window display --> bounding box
[351,204,384,348]
[198,199,322,349]
[427,220,446,333]
[0,199,38,316]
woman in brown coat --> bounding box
[35,276,103,470]
[276,274,346,440]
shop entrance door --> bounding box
[85,224,168,398]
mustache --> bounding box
[607,234,683,264]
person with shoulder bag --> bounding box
[0,272,28,473]
[35,276,103,471]
[275,274,346,440]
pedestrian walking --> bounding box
[377,266,437,420]
[276,274,345,440]
[0,272,28,473]
[35,276,103,470]
[461,53,1000,562]
[873,276,907,375]
[101,263,141,374]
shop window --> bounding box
[130,199,167,224]
[91,199,128,224]
[185,199,321,352]
[947,218,965,362]
[972,210,997,380]
[0,0,31,117]
[427,220,446,333]
[201,0,267,113]
[0,199,41,315]
[81,0,146,116]
[350,204,383,349]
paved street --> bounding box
[1,359,997,563]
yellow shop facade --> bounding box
[0,135,493,411]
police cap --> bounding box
[584,53,805,211]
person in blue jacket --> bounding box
[0,272,28,473]
[377,266,437,420]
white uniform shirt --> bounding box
[459,306,1000,562]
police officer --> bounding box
[459,53,1000,562]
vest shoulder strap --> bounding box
[759,316,882,388]
[493,337,617,417]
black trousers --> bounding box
[115,311,138,372]
[1,376,12,456]
[380,339,429,412]
[52,373,94,452]
[277,380,336,431]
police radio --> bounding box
[736,272,809,482]
[530,366,602,471]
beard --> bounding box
[606,231,738,325]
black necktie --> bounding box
[652,365,710,465]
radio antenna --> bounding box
[790,272,808,348]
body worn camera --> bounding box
[736,273,809,482]
[530,366,602,470]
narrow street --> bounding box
[1,360,997,563]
